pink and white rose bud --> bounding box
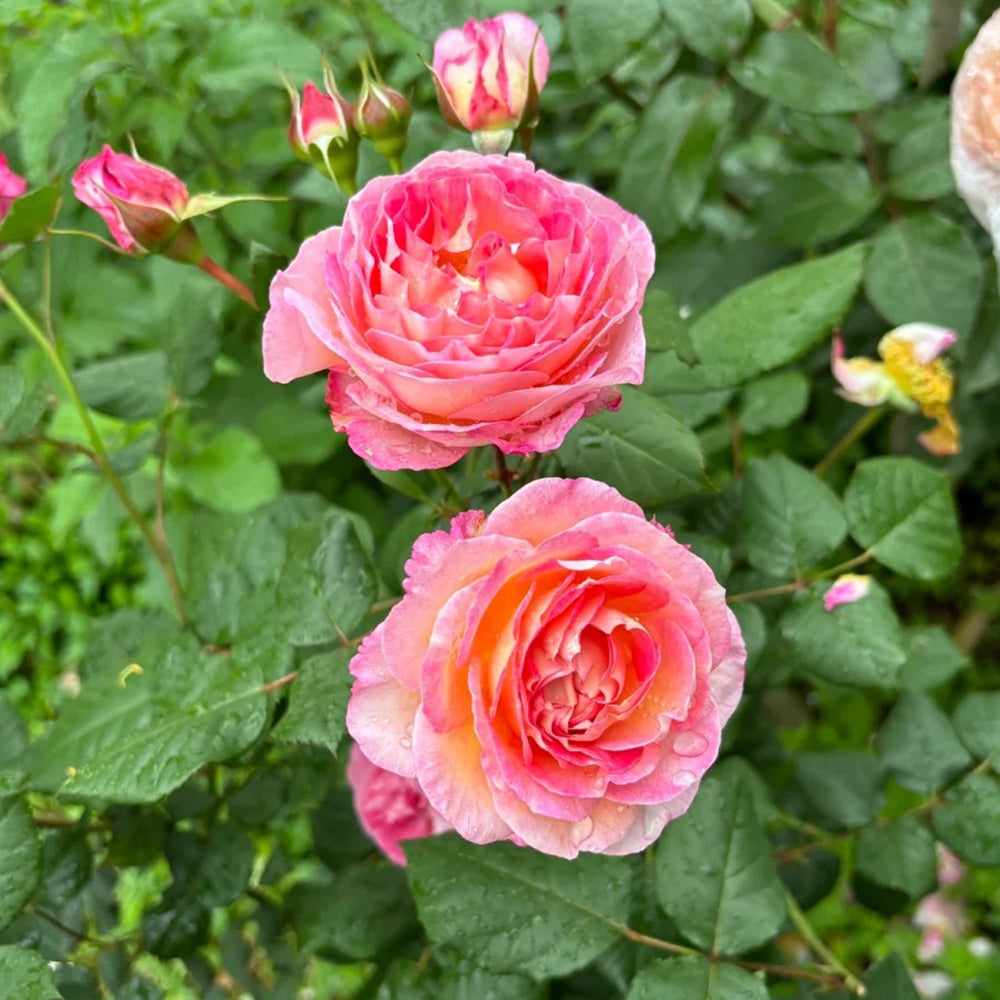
[346,743,450,865]
[0,153,27,222]
[823,574,872,613]
[286,71,359,193]
[72,146,195,259]
[432,12,550,154]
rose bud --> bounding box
[0,153,27,223]
[354,62,411,173]
[832,324,960,457]
[346,743,450,865]
[72,145,200,261]
[285,69,359,194]
[432,12,550,154]
[823,574,871,613]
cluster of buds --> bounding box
[832,324,960,457]
[431,12,549,155]
[285,62,411,191]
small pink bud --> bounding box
[354,68,412,170]
[285,71,359,193]
[823,574,871,612]
[72,145,194,257]
[0,153,27,222]
[432,12,549,152]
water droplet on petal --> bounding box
[674,769,696,788]
[400,736,412,749]
[673,730,709,757]
[570,816,595,848]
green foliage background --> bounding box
[2,0,1000,998]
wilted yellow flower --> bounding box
[831,324,959,456]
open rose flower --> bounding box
[262,150,652,471]
[952,9,1000,234]
[432,13,550,153]
[832,324,959,456]
[0,153,26,222]
[346,743,450,865]
[346,478,745,859]
[72,145,192,256]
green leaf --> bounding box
[660,0,752,62]
[749,162,879,247]
[272,649,352,751]
[180,192,285,219]
[934,773,1000,866]
[855,817,937,900]
[292,863,417,960]
[655,763,786,955]
[875,691,971,793]
[74,352,170,421]
[374,0,476,41]
[406,836,635,979]
[0,379,48,442]
[254,399,340,466]
[785,110,863,156]
[558,387,709,506]
[738,372,809,433]
[781,583,905,688]
[844,458,961,580]
[0,796,41,933]
[647,244,866,392]
[730,28,875,113]
[742,454,847,578]
[567,0,662,82]
[31,642,268,804]
[886,110,953,201]
[626,956,768,1000]
[0,186,60,243]
[953,692,1000,766]
[795,751,884,829]
[864,212,984,336]
[616,76,732,241]
[0,366,27,431]
[863,954,921,999]
[172,425,281,513]
[643,288,698,365]
[899,625,968,691]
[0,946,60,1000]
[0,698,27,771]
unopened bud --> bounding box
[355,63,411,171]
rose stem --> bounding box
[0,274,188,626]
[198,256,258,309]
[493,445,513,495]
[813,407,885,478]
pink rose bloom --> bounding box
[262,151,652,470]
[952,9,1000,234]
[72,145,190,254]
[0,153,26,221]
[433,13,550,140]
[346,743,450,865]
[288,80,353,159]
[346,478,746,859]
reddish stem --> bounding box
[199,256,258,309]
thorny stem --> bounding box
[0,275,188,626]
[198,256,258,308]
[784,890,867,996]
[727,551,874,604]
[814,407,886,478]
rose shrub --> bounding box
[262,149,653,470]
[347,477,744,858]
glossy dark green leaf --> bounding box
[845,458,961,580]
[74,352,170,422]
[899,625,968,690]
[953,692,1000,766]
[643,288,698,365]
[406,836,635,979]
[626,956,768,999]
[272,649,352,751]
[795,752,884,829]
[875,691,971,793]
[863,953,922,998]
[661,0,752,62]
[374,0,477,41]
[0,795,41,933]
[0,185,60,243]
[655,765,786,954]
[567,0,662,82]
[934,773,1000,866]
[738,372,809,433]
[0,946,61,1000]
[559,387,709,505]
[616,76,732,241]
[855,817,937,900]
[0,366,27,430]
[742,454,847,578]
